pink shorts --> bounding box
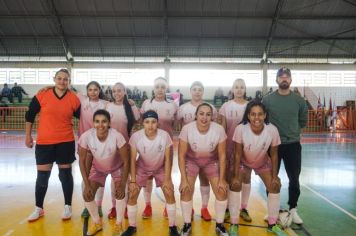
[136,166,165,188]
[185,156,219,179]
[240,158,272,175]
[89,166,122,187]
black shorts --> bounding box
[35,141,76,165]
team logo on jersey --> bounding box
[192,142,198,151]
[158,144,164,152]
[184,114,193,122]
[261,142,267,150]
[209,142,215,151]
[166,110,171,116]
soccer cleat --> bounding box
[169,226,180,236]
[228,224,239,236]
[142,204,152,218]
[224,209,230,222]
[267,224,287,236]
[81,208,90,218]
[114,223,124,235]
[108,207,117,219]
[201,207,212,221]
[239,209,252,222]
[215,223,228,236]
[98,206,103,217]
[122,226,137,236]
[62,205,72,220]
[180,223,192,236]
[27,207,45,222]
[87,221,103,236]
[290,208,303,224]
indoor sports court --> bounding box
[0,1,355,236]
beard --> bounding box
[278,82,290,89]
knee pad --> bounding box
[58,168,73,183]
[36,170,51,187]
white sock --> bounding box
[144,179,153,205]
[200,186,210,209]
[111,180,116,207]
[85,200,100,223]
[215,199,228,224]
[180,200,193,223]
[166,203,176,227]
[268,193,280,225]
[127,204,138,227]
[228,190,241,224]
[95,187,104,207]
[241,183,251,209]
[115,198,126,224]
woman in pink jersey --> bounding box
[177,81,218,221]
[228,100,286,236]
[140,77,178,218]
[78,81,109,218]
[121,110,179,236]
[179,103,228,236]
[219,79,252,222]
[79,109,129,236]
[106,82,141,219]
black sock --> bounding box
[35,170,51,208]
[58,168,73,205]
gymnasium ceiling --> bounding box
[0,0,355,62]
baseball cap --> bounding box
[276,67,291,78]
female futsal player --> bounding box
[228,100,286,236]
[78,109,129,235]
[121,110,179,236]
[176,81,218,221]
[179,103,228,236]
[140,77,178,218]
[25,68,81,222]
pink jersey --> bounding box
[219,100,247,154]
[140,99,178,138]
[179,122,227,159]
[78,128,126,173]
[78,94,108,137]
[106,102,141,142]
[232,123,281,169]
[129,129,173,171]
[177,102,218,125]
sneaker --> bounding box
[108,207,117,219]
[290,208,303,224]
[62,205,72,220]
[180,223,192,236]
[215,223,228,236]
[27,207,45,222]
[122,226,137,236]
[267,224,287,236]
[81,208,90,218]
[98,206,103,217]
[201,207,212,221]
[163,207,168,218]
[114,223,124,235]
[124,207,128,219]
[239,209,252,222]
[169,226,180,236]
[87,221,103,236]
[224,209,230,222]
[142,204,152,218]
[228,224,239,236]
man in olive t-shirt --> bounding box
[263,67,308,225]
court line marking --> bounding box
[302,183,356,221]
[3,229,14,236]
